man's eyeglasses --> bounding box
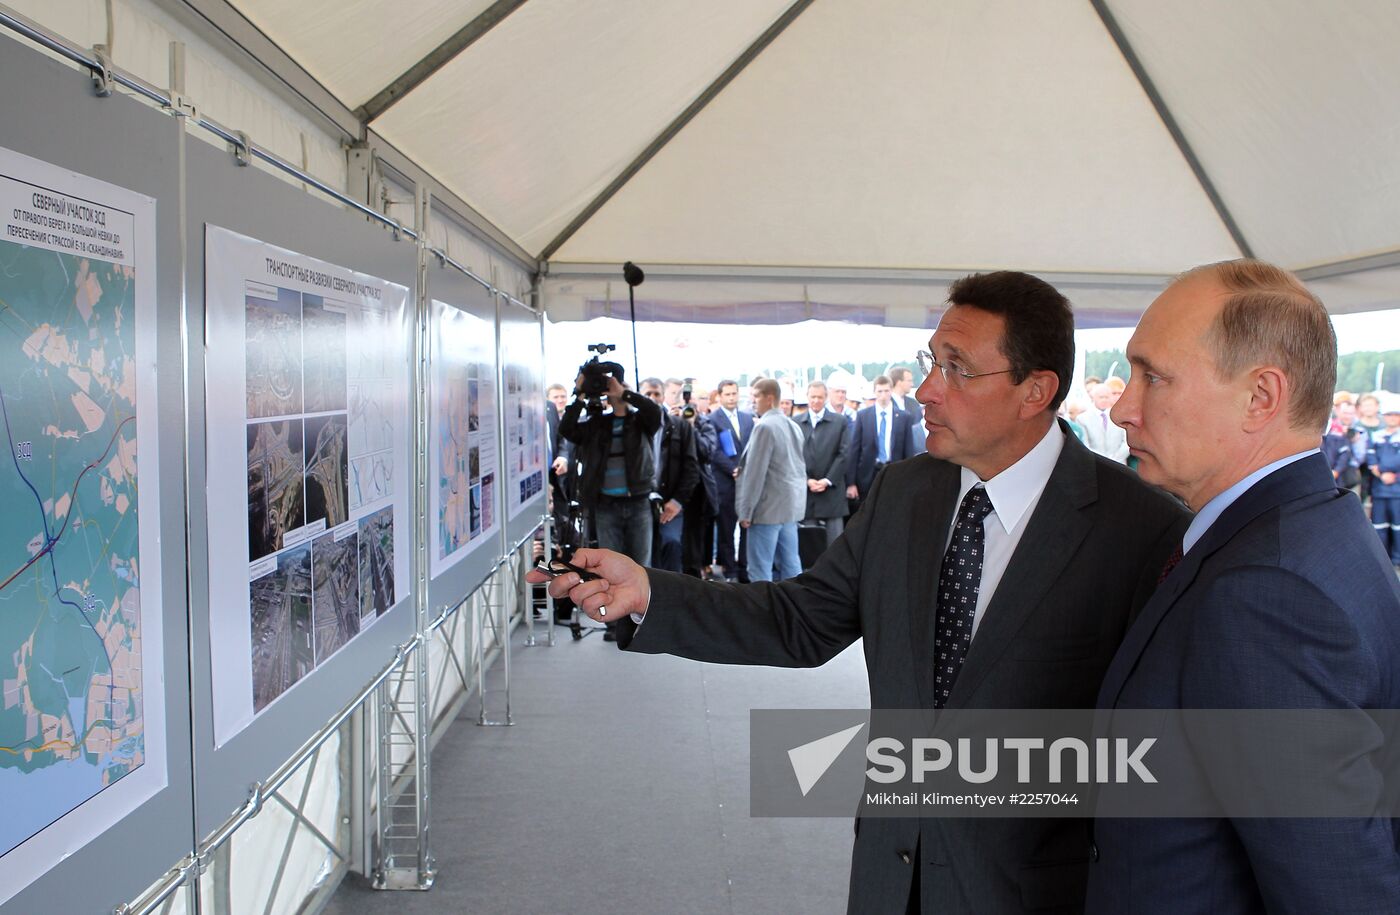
[916,350,1015,391]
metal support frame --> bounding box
[426,593,476,743]
[1088,0,1254,259]
[370,642,434,889]
[537,0,818,261]
[356,0,529,123]
[543,260,1175,289]
[367,183,437,891]
[522,516,556,647]
[1295,248,1400,283]
[112,634,416,913]
[474,553,516,726]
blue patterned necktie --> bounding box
[877,411,888,462]
[933,485,994,708]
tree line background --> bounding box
[1085,350,1400,395]
[727,352,1400,400]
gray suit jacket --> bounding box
[735,410,807,525]
[619,424,1187,913]
[1077,407,1128,464]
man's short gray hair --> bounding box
[1183,259,1335,433]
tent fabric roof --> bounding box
[223,0,1400,320]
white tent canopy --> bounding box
[216,0,1400,324]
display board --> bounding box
[426,260,504,616]
[499,298,547,547]
[0,36,194,915]
[184,137,418,837]
[203,226,412,746]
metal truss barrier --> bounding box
[114,530,535,913]
[522,513,557,648]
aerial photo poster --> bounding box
[204,226,410,747]
[501,313,545,521]
[429,299,500,578]
[0,146,167,905]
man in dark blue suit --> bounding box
[846,375,916,505]
[709,379,754,581]
[1088,259,1400,913]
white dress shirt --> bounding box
[875,405,894,460]
[807,408,832,484]
[720,407,742,442]
[946,422,1066,640]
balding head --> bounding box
[1111,259,1333,509]
[1186,259,1335,433]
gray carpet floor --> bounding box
[324,617,870,915]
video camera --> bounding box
[680,380,697,420]
[576,343,625,414]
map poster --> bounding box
[0,146,167,905]
[429,299,500,577]
[204,226,410,747]
[501,314,546,521]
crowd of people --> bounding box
[544,367,946,613]
[543,352,1400,626]
[1323,389,1400,564]
[533,262,1400,913]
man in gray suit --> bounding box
[802,380,852,545]
[1078,383,1129,463]
[531,271,1186,913]
[737,377,808,582]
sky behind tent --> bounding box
[546,311,1400,394]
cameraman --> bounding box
[640,378,699,573]
[559,364,662,635]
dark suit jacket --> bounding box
[619,425,1187,913]
[689,413,720,513]
[655,412,699,505]
[709,408,754,478]
[1088,454,1400,914]
[847,404,915,496]
[546,403,571,462]
[803,411,851,520]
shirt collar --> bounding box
[957,422,1065,535]
[1182,449,1315,553]
[809,408,825,425]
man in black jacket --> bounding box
[641,378,699,573]
[558,368,662,577]
[684,404,720,578]
[801,380,852,547]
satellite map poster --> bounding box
[501,312,545,522]
[0,146,167,905]
[429,299,500,578]
[204,226,410,747]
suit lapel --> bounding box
[908,460,961,709]
[1096,453,1335,709]
[946,429,1098,708]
